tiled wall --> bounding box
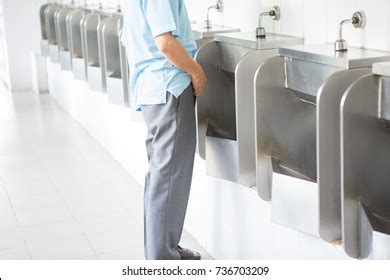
[183,0,390,51]
[32,0,390,53]
[74,0,390,51]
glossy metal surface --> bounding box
[203,0,223,29]
[255,44,390,236]
[196,41,239,162]
[82,8,116,92]
[192,24,240,40]
[334,11,367,52]
[102,14,130,107]
[192,24,240,48]
[256,6,281,38]
[55,5,75,70]
[318,68,371,242]
[280,44,390,69]
[97,15,111,92]
[236,50,278,187]
[255,56,318,187]
[215,32,303,50]
[40,3,50,56]
[84,12,104,91]
[196,33,303,186]
[44,3,62,62]
[67,7,91,80]
[374,62,390,121]
[341,74,390,258]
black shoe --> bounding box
[176,246,201,260]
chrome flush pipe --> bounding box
[256,6,281,38]
[334,11,367,52]
[258,11,270,28]
[204,1,223,29]
[334,19,353,52]
[117,0,121,12]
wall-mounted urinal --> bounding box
[66,5,94,80]
[54,2,78,71]
[44,2,63,63]
[40,3,51,56]
[82,6,118,92]
[195,5,303,187]
[101,10,130,107]
[339,61,390,259]
[254,11,390,238]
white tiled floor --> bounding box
[0,86,210,260]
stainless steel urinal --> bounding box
[67,5,94,80]
[101,12,130,107]
[339,62,390,258]
[82,7,118,92]
[195,32,303,188]
[255,44,390,238]
[39,3,51,56]
[44,2,63,63]
[55,3,78,70]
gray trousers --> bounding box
[141,86,197,260]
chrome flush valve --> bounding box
[204,0,223,29]
[117,0,121,12]
[334,11,367,52]
[256,6,281,38]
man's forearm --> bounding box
[154,33,201,78]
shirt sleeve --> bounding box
[142,0,180,38]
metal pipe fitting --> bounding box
[256,6,281,38]
[116,0,121,12]
[204,0,223,29]
[334,11,367,52]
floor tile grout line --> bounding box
[42,94,119,168]
[0,176,33,260]
[82,232,100,259]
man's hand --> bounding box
[190,63,207,96]
[155,33,207,96]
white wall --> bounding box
[2,0,36,91]
[33,0,390,52]
[183,0,390,51]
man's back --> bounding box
[121,0,197,107]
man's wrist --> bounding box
[189,63,202,78]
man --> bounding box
[121,0,207,260]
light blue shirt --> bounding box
[121,0,197,108]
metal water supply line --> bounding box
[334,11,366,51]
[116,0,121,12]
[203,0,223,29]
[256,6,281,38]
